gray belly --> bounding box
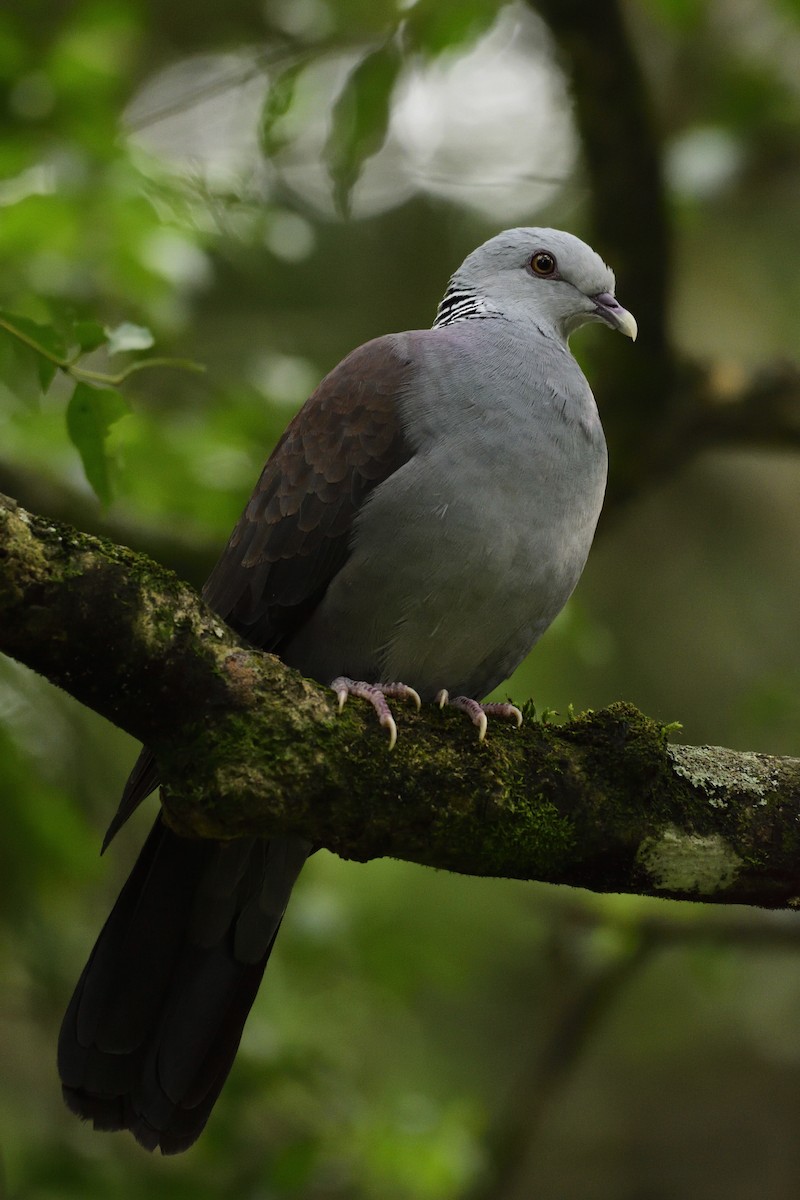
[283,430,606,699]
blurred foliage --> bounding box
[324,39,402,216]
[2,0,800,1197]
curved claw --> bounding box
[381,712,398,751]
[381,682,422,712]
[331,678,522,748]
[331,677,416,749]
[445,695,523,741]
[448,696,489,740]
[482,702,523,728]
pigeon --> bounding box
[58,227,636,1153]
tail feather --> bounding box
[59,817,310,1153]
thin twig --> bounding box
[0,316,205,388]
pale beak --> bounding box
[592,292,638,341]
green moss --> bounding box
[514,794,576,873]
[559,702,679,832]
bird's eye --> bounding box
[530,251,557,277]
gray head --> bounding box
[434,227,637,344]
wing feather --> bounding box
[203,334,414,649]
[107,334,415,839]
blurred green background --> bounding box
[2,0,800,1196]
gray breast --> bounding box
[283,322,607,699]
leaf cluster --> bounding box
[0,309,202,504]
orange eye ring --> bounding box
[530,251,557,277]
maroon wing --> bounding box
[203,334,414,649]
[71,339,419,1154]
[105,336,415,843]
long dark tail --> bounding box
[58,818,310,1154]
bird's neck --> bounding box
[432,281,502,329]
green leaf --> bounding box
[261,59,306,157]
[403,0,501,58]
[72,319,107,353]
[36,356,58,393]
[66,382,130,505]
[0,308,67,356]
[0,310,69,393]
[104,321,154,355]
[325,40,402,216]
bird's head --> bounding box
[437,227,637,345]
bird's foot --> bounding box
[331,677,421,750]
[435,691,523,742]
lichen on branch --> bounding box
[1,492,799,908]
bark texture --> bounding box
[2,492,799,908]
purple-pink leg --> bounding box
[435,690,523,742]
[331,677,422,750]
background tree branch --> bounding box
[0,458,214,587]
[532,0,674,505]
[533,0,800,528]
[2,491,799,908]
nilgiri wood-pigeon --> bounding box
[58,228,636,1152]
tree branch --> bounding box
[599,358,800,527]
[470,898,800,1200]
[681,360,800,455]
[532,0,674,504]
[532,0,800,530]
[2,492,799,907]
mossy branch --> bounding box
[1,492,799,908]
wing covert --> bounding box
[203,335,415,650]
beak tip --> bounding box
[592,292,637,342]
